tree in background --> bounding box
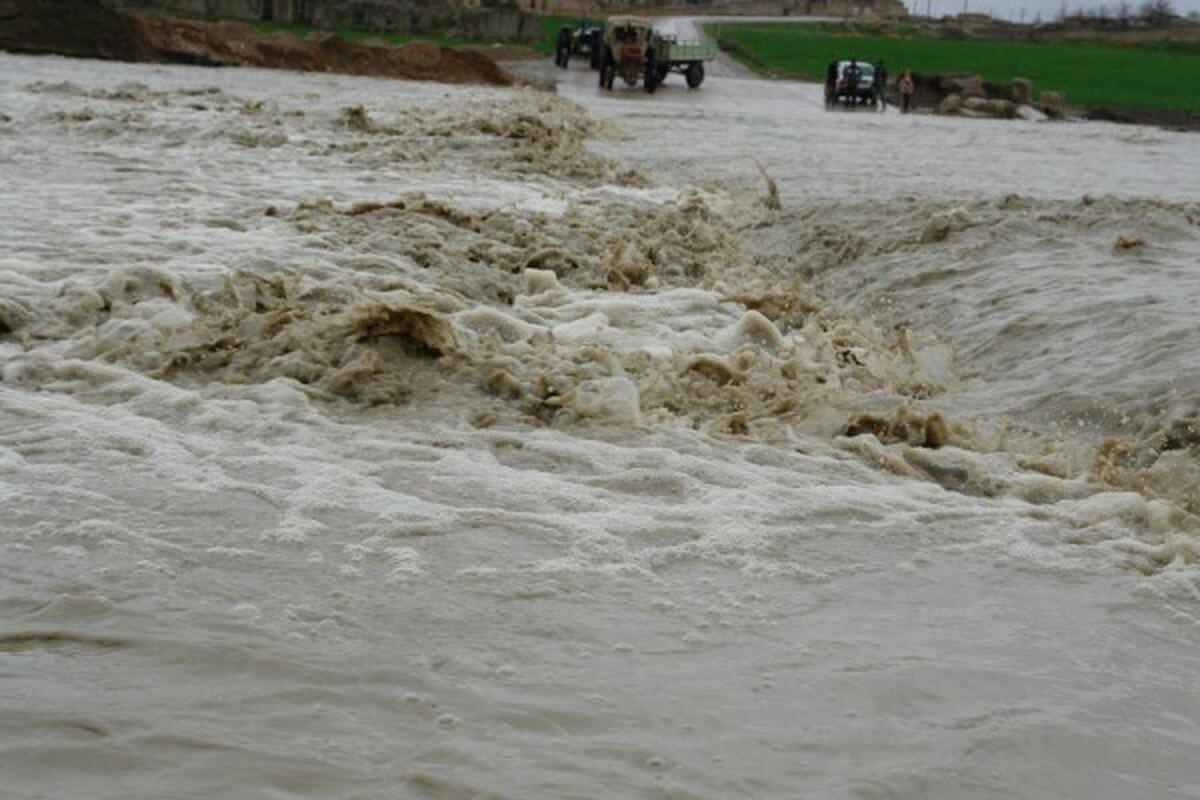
[1140,0,1176,25]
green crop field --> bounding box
[708,22,1200,111]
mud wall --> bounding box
[0,0,513,83]
[0,0,158,61]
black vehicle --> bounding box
[826,60,878,108]
[572,22,605,70]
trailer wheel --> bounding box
[644,49,658,94]
[685,61,705,89]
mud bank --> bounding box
[1084,106,1200,133]
[0,0,512,85]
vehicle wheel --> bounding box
[685,61,704,89]
[644,49,658,94]
[598,47,611,90]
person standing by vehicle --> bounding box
[825,59,838,108]
[555,25,572,69]
[845,59,861,107]
[874,60,888,111]
[899,68,915,113]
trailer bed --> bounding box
[657,39,718,64]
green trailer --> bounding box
[654,36,718,88]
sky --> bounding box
[902,0,1200,21]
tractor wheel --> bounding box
[644,49,658,94]
[598,47,613,90]
[685,61,704,89]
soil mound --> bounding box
[0,0,511,86]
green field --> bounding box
[708,22,1200,111]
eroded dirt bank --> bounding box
[0,0,512,85]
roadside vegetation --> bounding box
[251,14,594,54]
[709,21,1200,111]
[253,21,483,49]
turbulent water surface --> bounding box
[2,51,1200,799]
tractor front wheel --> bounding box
[644,49,658,94]
[685,61,705,89]
[599,47,615,91]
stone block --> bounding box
[936,93,963,115]
[1040,90,1065,119]
[1012,77,1032,104]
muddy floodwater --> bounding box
[2,50,1200,799]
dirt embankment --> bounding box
[1082,106,1200,133]
[0,0,512,86]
